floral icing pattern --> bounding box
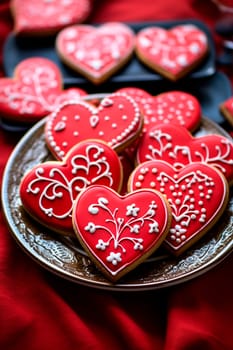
[136,24,208,80]
[73,185,171,281]
[0,57,86,123]
[56,22,135,84]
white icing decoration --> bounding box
[90,115,99,128]
[0,64,71,114]
[54,121,66,131]
[26,144,115,219]
[85,198,160,263]
[144,130,233,175]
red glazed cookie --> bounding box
[56,23,135,84]
[10,0,92,37]
[136,124,233,185]
[19,140,123,235]
[117,88,201,132]
[0,57,87,124]
[45,92,143,160]
[220,96,233,127]
[72,185,172,282]
[135,24,208,81]
[128,161,229,256]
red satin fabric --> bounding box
[0,1,233,349]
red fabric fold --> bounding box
[0,1,232,349]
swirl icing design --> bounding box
[136,124,233,185]
[20,140,122,234]
[45,92,142,160]
[129,161,229,255]
[0,57,86,122]
[73,185,171,281]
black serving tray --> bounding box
[3,19,216,91]
[1,71,232,133]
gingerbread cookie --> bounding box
[10,0,92,36]
[72,185,172,282]
[19,139,123,235]
[128,160,229,256]
[45,92,143,160]
[117,88,201,132]
[136,124,233,185]
[220,96,233,128]
[0,57,87,124]
[56,22,135,84]
[135,24,209,81]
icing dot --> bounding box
[150,182,156,188]
[135,182,141,188]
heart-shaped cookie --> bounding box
[117,88,201,132]
[11,0,92,36]
[56,22,135,84]
[20,140,123,235]
[135,24,208,81]
[128,161,229,255]
[0,57,87,123]
[136,124,233,185]
[72,185,171,281]
[45,92,143,160]
[220,96,233,128]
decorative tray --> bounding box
[3,19,216,92]
[2,115,232,291]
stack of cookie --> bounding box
[1,1,232,282]
[18,89,233,282]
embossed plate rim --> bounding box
[1,102,233,291]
